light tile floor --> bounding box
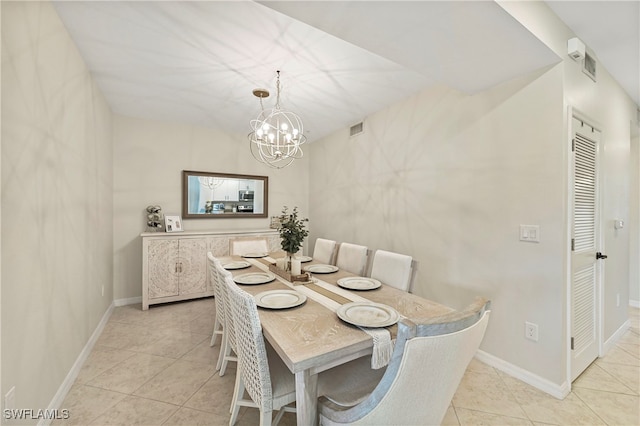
[55,300,639,425]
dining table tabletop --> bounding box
[219,251,453,426]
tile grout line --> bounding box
[570,387,611,426]
[575,362,638,396]
[492,364,538,424]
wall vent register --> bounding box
[350,121,364,137]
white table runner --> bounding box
[252,257,393,369]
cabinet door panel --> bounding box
[148,239,179,299]
[179,238,208,295]
[208,236,230,257]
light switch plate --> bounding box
[520,225,540,243]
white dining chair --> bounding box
[208,252,224,347]
[335,242,369,276]
[229,237,269,256]
[225,274,297,426]
[318,298,492,426]
[313,238,337,264]
[369,249,413,292]
[215,260,238,377]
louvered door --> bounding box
[570,117,601,381]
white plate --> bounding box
[303,264,339,274]
[336,302,400,328]
[255,290,307,309]
[233,272,276,285]
[295,255,313,263]
[222,260,251,270]
[242,252,269,258]
[337,277,382,291]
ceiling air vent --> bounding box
[350,122,364,137]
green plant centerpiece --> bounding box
[278,206,309,271]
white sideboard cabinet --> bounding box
[141,229,280,309]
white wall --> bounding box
[309,66,567,385]
[1,0,113,416]
[113,115,309,301]
[501,0,638,363]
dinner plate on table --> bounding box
[294,255,313,263]
[254,290,307,310]
[303,264,339,274]
[222,260,251,270]
[233,272,276,285]
[242,252,269,258]
[337,277,382,291]
[336,302,400,328]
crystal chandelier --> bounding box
[248,71,306,169]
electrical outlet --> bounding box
[101,284,105,297]
[616,293,620,307]
[525,322,539,342]
[5,386,16,410]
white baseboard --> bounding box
[39,302,115,426]
[475,350,570,399]
[114,296,142,307]
[603,319,631,355]
[630,299,639,309]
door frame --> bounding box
[565,106,605,387]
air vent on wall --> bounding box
[350,121,364,137]
[583,52,596,81]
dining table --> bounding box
[219,251,454,426]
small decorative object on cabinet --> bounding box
[270,215,283,229]
[165,215,183,233]
[146,205,164,231]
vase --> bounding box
[285,252,294,272]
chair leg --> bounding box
[230,363,242,414]
[216,330,227,372]
[260,410,272,426]
[220,336,238,376]
[272,407,286,426]
[219,340,232,376]
[210,317,222,347]
[229,369,244,426]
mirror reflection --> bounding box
[182,171,268,219]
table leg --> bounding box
[295,369,318,426]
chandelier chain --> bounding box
[275,70,281,109]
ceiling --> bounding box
[51,1,637,144]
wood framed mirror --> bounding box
[182,170,268,219]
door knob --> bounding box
[596,252,608,260]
